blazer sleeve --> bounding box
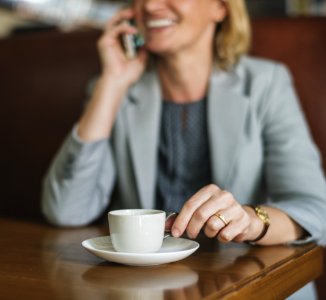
[41,125,116,226]
[261,63,326,245]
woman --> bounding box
[43,0,325,287]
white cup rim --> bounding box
[108,209,165,217]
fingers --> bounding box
[105,8,135,31]
[97,22,139,67]
[186,192,234,238]
[172,184,220,237]
[172,185,232,238]
[172,184,251,243]
[98,7,137,52]
[98,22,137,49]
[206,208,250,243]
[219,212,251,243]
[204,213,230,238]
[165,212,178,232]
[218,220,249,243]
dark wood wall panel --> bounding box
[0,30,101,220]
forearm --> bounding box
[41,131,115,226]
[78,73,128,142]
[243,205,305,245]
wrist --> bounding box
[93,74,130,106]
[77,74,128,142]
[243,205,264,241]
[100,71,131,92]
[245,205,270,243]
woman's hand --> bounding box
[98,8,148,88]
[171,184,263,243]
[77,8,148,142]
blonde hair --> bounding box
[215,0,251,70]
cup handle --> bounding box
[165,212,178,233]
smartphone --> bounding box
[121,19,144,59]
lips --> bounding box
[146,19,176,29]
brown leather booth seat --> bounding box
[0,17,325,297]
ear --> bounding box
[210,0,228,23]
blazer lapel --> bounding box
[208,66,250,189]
[126,70,162,209]
[125,64,249,206]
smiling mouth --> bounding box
[146,19,176,29]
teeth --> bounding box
[147,19,175,28]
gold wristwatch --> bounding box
[248,205,270,242]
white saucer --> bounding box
[82,236,199,266]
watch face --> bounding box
[256,207,270,224]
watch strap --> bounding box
[247,205,270,243]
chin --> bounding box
[145,43,175,57]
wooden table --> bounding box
[0,217,323,300]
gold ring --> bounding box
[214,213,229,226]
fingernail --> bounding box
[172,227,180,237]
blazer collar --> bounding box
[207,63,250,189]
[126,63,249,208]
[126,70,162,209]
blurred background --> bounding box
[1,0,326,232]
[1,0,326,37]
[3,0,325,217]
[0,0,326,296]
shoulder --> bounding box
[236,56,293,86]
[230,56,300,124]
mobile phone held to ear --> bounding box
[121,19,144,59]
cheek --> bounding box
[180,3,215,27]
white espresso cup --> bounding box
[108,209,166,253]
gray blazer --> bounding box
[42,56,326,246]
